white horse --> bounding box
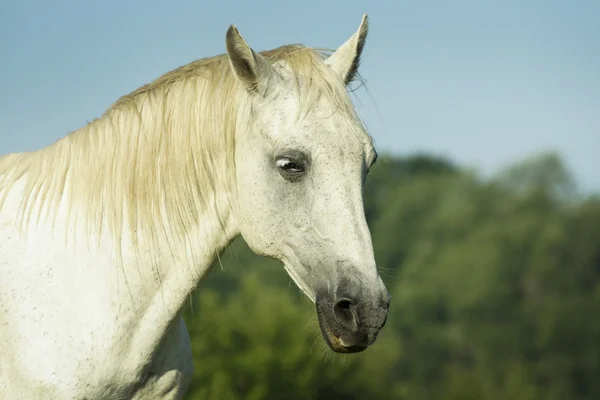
[0,15,390,399]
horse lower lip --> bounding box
[326,330,367,354]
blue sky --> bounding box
[1,0,598,192]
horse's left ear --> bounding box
[226,24,275,94]
[325,14,369,85]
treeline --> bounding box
[183,152,600,400]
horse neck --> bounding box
[5,81,241,293]
[93,89,241,283]
[99,90,242,331]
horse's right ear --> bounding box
[325,15,369,85]
[226,25,274,94]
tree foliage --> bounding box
[183,152,600,400]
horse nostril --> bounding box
[338,299,352,310]
[333,298,357,329]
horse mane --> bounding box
[0,44,359,261]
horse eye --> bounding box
[275,157,306,182]
[276,158,304,173]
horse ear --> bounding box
[325,14,369,85]
[226,25,274,93]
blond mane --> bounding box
[0,44,359,262]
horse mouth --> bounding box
[321,328,368,354]
[315,304,368,354]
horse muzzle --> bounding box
[315,286,390,353]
